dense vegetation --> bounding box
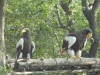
[6,0,98,58]
[4,0,100,74]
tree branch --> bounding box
[92,0,100,12]
[82,0,88,18]
[55,4,64,27]
[60,0,72,15]
[60,0,75,32]
[82,0,87,8]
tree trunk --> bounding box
[82,0,100,57]
[89,14,99,57]
[0,0,6,66]
[82,0,100,75]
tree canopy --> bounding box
[5,0,100,59]
[0,0,99,75]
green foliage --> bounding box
[0,66,13,75]
[5,0,65,58]
[4,0,100,75]
[5,0,100,59]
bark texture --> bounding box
[0,0,6,66]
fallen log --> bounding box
[6,58,100,66]
[6,58,100,72]
[7,69,100,75]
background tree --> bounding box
[5,0,100,74]
[57,0,75,33]
[5,0,100,58]
[82,0,100,57]
[59,0,100,58]
[59,0,100,74]
[0,0,6,66]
